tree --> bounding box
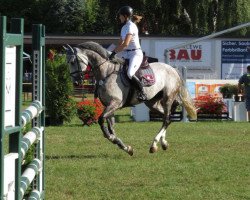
[0,0,249,36]
[0,0,37,32]
[81,0,100,34]
[216,0,249,36]
[43,0,85,33]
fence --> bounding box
[0,16,45,199]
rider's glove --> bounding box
[109,51,116,60]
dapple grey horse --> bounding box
[65,41,197,156]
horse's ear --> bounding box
[62,45,68,51]
[66,44,74,53]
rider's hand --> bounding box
[109,51,116,60]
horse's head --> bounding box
[64,44,89,86]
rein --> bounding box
[97,58,123,85]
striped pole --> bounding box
[21,100,43,127]
[20,159,41,198]
[28,189,41,200]
[20,127,43,160]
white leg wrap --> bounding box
[160,130,167,143]
[152,128,165,147]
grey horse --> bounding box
[65,41,197,156]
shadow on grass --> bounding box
[62,124,88,127]
[63,117,133,127]
[45,154,108,160]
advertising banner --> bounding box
[194,83,225,97]
[156,41,212,69]
[221,41,250,79]
[186,82,196,98]
[195,84,210,97]
[5,46,16,127]
[210,84,224,97]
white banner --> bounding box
[5,46,16,127]
[155,41,212,69]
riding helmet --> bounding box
[118,6,133,17]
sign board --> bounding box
[4,153,18,199]
[221,41,250,79]
[156,41,212,69]
[5,46,16,127]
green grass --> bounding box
[45,121,250,200]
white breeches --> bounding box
[120,49,143,79]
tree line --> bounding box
[0,0,249,36]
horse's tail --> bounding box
[179,80,197,121]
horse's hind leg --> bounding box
[149,115,171,153]
[145,98,177,153]
[160,100,179,150]
[98,101,133,156]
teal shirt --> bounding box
[239,73,250,97]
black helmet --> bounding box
[118,6,133,17]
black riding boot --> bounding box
[131,75,147,101]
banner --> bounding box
[186,82,196,98]
[194,83,225,98]
[158,41,212,69]
[195,84,210,97]
[221,41,250,79]
[5,46,16,127]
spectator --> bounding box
[238,65,250,122]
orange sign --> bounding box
[210,84,224,97]
[195,84,210,97]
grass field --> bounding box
[45,117,250,200]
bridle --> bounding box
[67,46,110,81]
[66,45,119,84]
[67,47,89,81]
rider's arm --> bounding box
[117,37,123,45]
[114,34,132,53]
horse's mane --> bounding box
[78,42,108,58]
[78,41,124,64]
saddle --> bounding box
[120,56,156,87]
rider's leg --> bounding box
[131,75,147,101]
[127,50,146,101]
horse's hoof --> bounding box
[161,142,169,151]
[127,146,134,156]
[149,146,158,153]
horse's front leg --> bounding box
[107,115,116,136]
[98,101,133,156]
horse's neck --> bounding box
[89,53,120,81]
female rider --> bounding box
[109,6,146,101]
